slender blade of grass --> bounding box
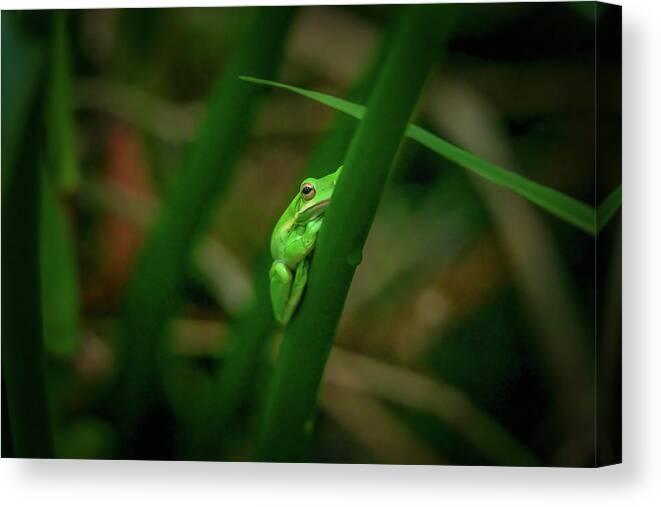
[254,4,458,462]
[113,7,296,454]
[38,10,82,359]
[1,14,53,458]
[47,10,79,192]
[239,77,600,236]
[597,185,621,233]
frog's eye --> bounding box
[300,182,316,200]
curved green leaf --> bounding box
[239,76,600,236]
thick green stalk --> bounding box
[113,7,296,453]
[254,4,457,462]
[2,109,54,460]
[41,11,81,359]
[1,13,53,459]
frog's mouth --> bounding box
[296,198,330,223]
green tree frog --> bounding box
[270,166,343,325]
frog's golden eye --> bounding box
[300,182,316,200]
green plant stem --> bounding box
[1,13,54,459]
[2,124,54,460]
[113,7,296,454]
[254,4,457,462]
[38,11,81,361]
[47,10,79,192]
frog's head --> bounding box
[294,166,343,224]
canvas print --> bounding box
[1,2,621,466]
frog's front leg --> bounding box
[282,218,323,261]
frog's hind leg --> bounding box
[282,259,309,325]
[270,261,293,325]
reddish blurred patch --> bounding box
[84,122,154,312]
